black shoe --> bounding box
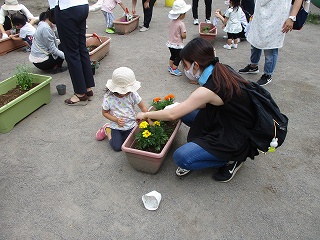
[53,66,68,74]
[213,161,243,182]
[239,64,259,74]
[257,74,272,86]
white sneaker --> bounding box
[193,19,199,25]
[231,43,238,49]
[223,35,228,39]
[205,19,211,23]
[223,44,232,50]
[139,26,149,32]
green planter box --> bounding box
[0,74,52,133]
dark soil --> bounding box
[0,83,38,108]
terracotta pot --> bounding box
[199,22,217,41]
[0,34,28,55]
[113,15,140,35]
[121,119,181,174]
[86,36,111,62]
[0,74,52,133]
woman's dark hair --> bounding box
[39,8,55,23]
[180,37,249,102]
[11,13,27,26]
[230,0,241,9]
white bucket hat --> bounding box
[106,67,141,94]
[2,0,23,11]
[168,0,191,20]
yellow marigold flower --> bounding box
[153,97,161,102]
[139,121,149,129]
[142,130,151,138]
[154,121,161,126]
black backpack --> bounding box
[241,82,289,153]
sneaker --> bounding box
[231,43,238,49]
[169,67,182,76]
[53,66,68,74]
[95,123,111,141]
[193,19,199,25]
[167,66,171,72]
[139,26,149,32]
[105,28,115,34]
[257,74,272,86]
[205,19,211,23]
[213,161,243,182]
[223,44,232,50]
[23,47,31,52]
[176,167,191,176]
[223,35,228,39]
[239,64,259,74]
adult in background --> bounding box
[238,0,303,86]
[29,10,67,73]
[48,0,95,106]
[0,0,37,39]
[192,0,212,25]
[132,0,157,32]
[136,37,259,182]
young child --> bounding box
[166,0,191,76]
[10,12,36,51]
[100,0,128,34]
[95,67,149,152]
[215,0,242,50]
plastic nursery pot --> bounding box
[56,84,66,95]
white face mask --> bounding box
[184,62,201,81]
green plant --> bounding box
[135,120,173,153]
[16,64,32,91]
[151,94,175,110]
[202,25,211,33]
[307,13,320,25]
[91,60,100,69]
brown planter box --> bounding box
[86,36,111,62]
[113,15,140,35]
[199,22,217,41]
[0,34,27,56]
[122,120,181,174]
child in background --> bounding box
[215,0,242,50]
[10,12,36,51]
[101,0,128,34]
[95,67,149,152]
[166,0,191,76]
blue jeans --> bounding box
[109,128,132,152]
[173,110,227,170]
[250,45,278,76]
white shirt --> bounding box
[48,0,88,10]
[19,22,36,38]
[246,0,291,49]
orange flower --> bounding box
[153,97,161,102]
[164,94,175,100]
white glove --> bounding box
[2,33,9,39]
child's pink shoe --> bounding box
[96,123,110,141]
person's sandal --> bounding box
[86,90,93,101]
[64,94,88,106]
[175,167,191,176]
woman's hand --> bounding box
[282,18,294,33]
[136,112,146,120]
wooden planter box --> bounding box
[0,74,52,133]
[0,34,27,56]
[113,15,140,35]
[121,120,181,174]
[86,36,111,62]
[199,22,217,41]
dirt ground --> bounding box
[1,0,320,239]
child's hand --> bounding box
[117,117,125,127]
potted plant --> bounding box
[0,64,52,133]
[199,22,217,41]
[91,60,100,75]
[113,15,140,34]
[121,94,181,174]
